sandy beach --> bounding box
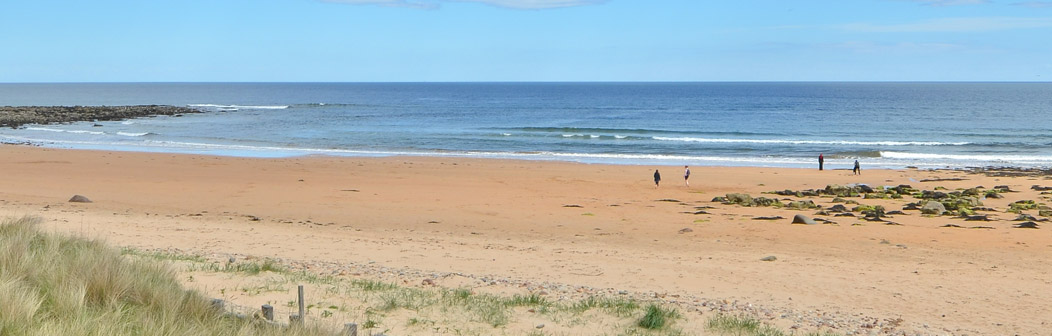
[2,144,1050,335]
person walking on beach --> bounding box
[684,166,691,187]
[853,160,861,175]
[818,154,824,171]
[653,169,661,188]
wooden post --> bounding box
[343,323,358,336]
[211,299,224,312]
[261,304,274,321]
[297,285,305,323]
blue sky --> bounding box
[1,0,1050,82]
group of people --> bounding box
[652,155,860,188]
[820,153,861,175]
[652,165,690,188]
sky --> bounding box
[1,0,1050,82]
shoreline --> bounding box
[6,139,1052,170]
[2,145,1050,335]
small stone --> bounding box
[678,228,694,234]
[68,195,92,203]
[760,256,777,261]
[535,324,545,329]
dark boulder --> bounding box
[791,214,818,225]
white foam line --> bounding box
[187,104,289,109]
[654,136,968,146]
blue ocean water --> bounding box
[1,82,1050,168]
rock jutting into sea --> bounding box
[0,105,201,128]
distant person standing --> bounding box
[818,154,824,171]
[853,160,861,175]
[684,166,691,187]
[653,169,661,188]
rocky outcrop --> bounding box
[0,105,201,128]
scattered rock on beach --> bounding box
[1013,214,1038,221]
[760,256,777,261]
[1014,221,1039,229]
[68,195,92,203]
[753,216,784,221]
[1031,185,1052,191]
[678,228,694,234]
[921,201,947,215]
[828,204,848,213]
[791,214,817,225]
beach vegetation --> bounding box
[0,216,332,336]
[706,314,842,336]
[127,243,698,334]
[1008,200,1039,213]
[637,304,679,329]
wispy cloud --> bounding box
[894,0,990,6]
[827,41,967,53]
[842,17,1052,32]
[320,0,607,9]
[1012,1,1052,8]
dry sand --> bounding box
[1,145,1050,335]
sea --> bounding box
[1,82,1050,169]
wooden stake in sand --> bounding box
[297,285,305,323]
[261,304,274,321]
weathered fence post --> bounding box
[211,299,225,312]
[297,285,305,323]
[343,323,358,336]
[261,304,274,321]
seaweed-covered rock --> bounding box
[1008,200,1039,213]
[0,105,202,128]
[753,197,781,207]
[726,193,753,206]
[893,185,917,194]
[864,193,890,199]
[852,204,884,213]
[828,204,849,213]
[786,200,818,210]
[920,190,949,200]
[711,196,729,203]
[921,201,947,215]
[824,184,861,197]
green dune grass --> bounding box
[0,216,331,336]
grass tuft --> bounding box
[637,304,679,330]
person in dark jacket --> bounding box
[819,154,824,171]
[853,160,861,175]
[653,169,661,188]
